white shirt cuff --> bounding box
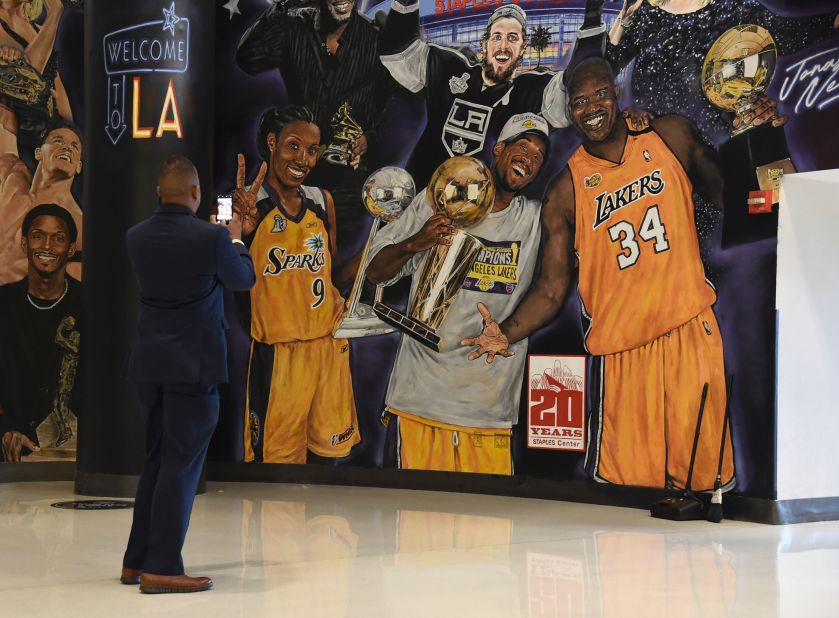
[232,239,245,246]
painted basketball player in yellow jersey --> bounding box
[463,58,736,492]
[234,105,360,464]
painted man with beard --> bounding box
[380,2,606,188]
[463,59,735,492]
[365,113,550,475]
[0,113,83,285]
[0,204,81,461]
[237,0,399,260]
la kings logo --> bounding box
[593,170,665,229]
[442,98,492,157]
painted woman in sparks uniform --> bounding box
[235,105,360,464]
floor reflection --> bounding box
[2,482,839,617]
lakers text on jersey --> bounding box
[568,126,716,355]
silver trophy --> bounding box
[333,167,415,338]
[374,156,495,352]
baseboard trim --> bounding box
[74,471,139,497]
[2,462,836,524]
[0,462,75,483]
[206,462,839,525]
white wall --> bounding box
[776,169,839,500]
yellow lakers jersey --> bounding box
[248,184,344,343]
[567,126,716,355]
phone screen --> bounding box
[216,195,233,223]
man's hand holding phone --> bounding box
[211,195,240,241]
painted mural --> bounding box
[215,0,839,500]
[0,0,83,463]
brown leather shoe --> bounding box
[120,567,142,585]
[139,572,213,594]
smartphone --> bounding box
[216,195,233,223]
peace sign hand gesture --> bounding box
[233,153,268,236]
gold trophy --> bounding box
[34,317,79,460]
[333,167,416,338]
[374,156,495,352]
[322,102,364,166]
[704,24,796,241]
[702,24,778,137]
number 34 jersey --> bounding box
[567,126,716,356]
[247,184,344,344]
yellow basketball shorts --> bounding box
[389,408,512,475]
[586,307,735,491]
[244,336,359,463]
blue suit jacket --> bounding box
[125,203,255,385]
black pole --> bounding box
[76,0,215,496]
[684,382,709,495]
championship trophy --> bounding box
[333,167,416,338]
[702,24,796,246]
[373,156,495,352]
[322,102,364,166]
[33,317,79,459]
[0,56,56,137]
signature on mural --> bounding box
[779,48,839,115]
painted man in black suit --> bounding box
[236,0,399,261]
[121,155,259,594]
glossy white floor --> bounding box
[2,482,839,618]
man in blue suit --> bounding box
[121,155,260,594]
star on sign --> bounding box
[223,0,241,19]
[162,2,180,35]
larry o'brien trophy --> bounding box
[701,24,796,247]
[373,156,495,352]
[322,102,364,166]
[333,167,416,338]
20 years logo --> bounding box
[103,2,189,144]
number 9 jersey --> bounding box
[567,125,717,356]
[247,184,345,343]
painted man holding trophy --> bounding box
[364,113,551,475]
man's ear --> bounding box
[156,185,162,198]
[34,146,42,162]
[493,141,505,158]
[267,133,276,152]
[68,242,77,259]
[20,235,27,255]
[76,159,82,174]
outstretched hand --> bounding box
[232,153,268,236]
[461,302,513,364]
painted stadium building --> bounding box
[363,0,620,71]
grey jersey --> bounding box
[367,191,542,428]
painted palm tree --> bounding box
[530,25,552,68]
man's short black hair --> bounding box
[257,105,316,162]
[158,155,199,183]
[567,57,616,98]
[22,203,78,242]
[40,117,84,148]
